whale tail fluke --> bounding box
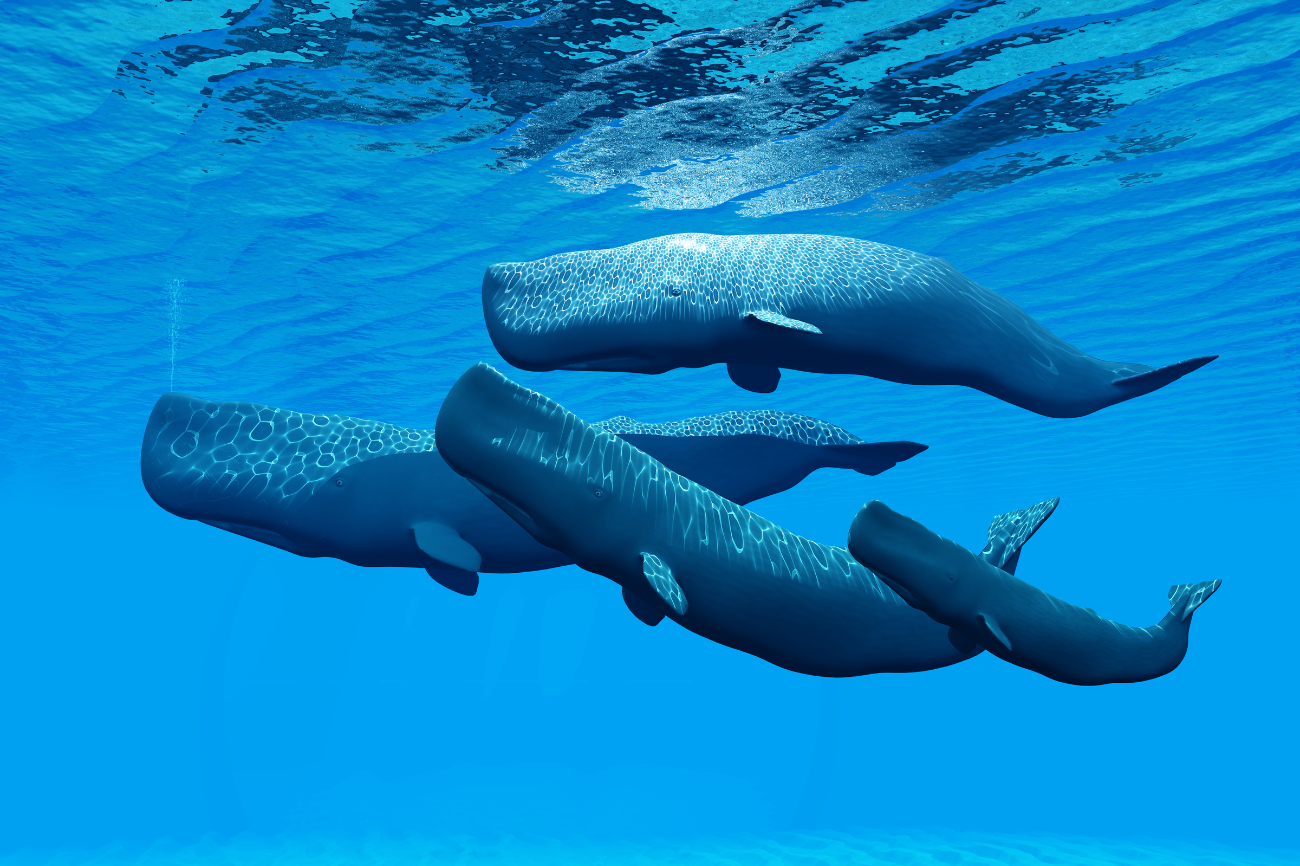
[822,441,929,476]
[1112,355,1217,395]
[980,497,1060,575]
[1168,579,1222,622]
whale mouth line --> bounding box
[464,476,546,538]
[198,518,297,549]
[872,569,919,606]
[557,356,665,372]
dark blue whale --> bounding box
[848,499,1221,685]
[483,233,1216,418]
[141,393,924,597]
[433,363,1057,677]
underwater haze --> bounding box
[1,0,1297,863]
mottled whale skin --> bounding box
[433,363,1055,677]
[141,393,924,596]
[483,233,1216,418]
[847,499,1221,686]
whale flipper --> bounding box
[727,362,781,393]
[980,497,1060,575]
[979,612,1013,652]
[745,310,823,334]
[413,521,483,572]
[1112,355,1218,394]
[947,627,979,654]
[426,567,480,596]
[1168,580,1222,622]
[642,553,688,615]
[623,585,667,626]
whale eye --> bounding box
[592,488,603,498]
[334,478,345,487]
[668,285,681,296]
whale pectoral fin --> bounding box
[744,310,823,335]
[413,521,483,573]
[947,627,981,655]
[622,584,666,626]
[979,612,1013,652]
[426,567,480,597]
[727,362,781,393]
[641,553,687,615]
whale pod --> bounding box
[483,233,1216,418]
[847,499,1221,685]
[432,363,1055,677]
[140,393,925,596]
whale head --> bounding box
[481,234,752,374]
[434,363,644,573]
[140,392,436,554]
[847,500,983,621]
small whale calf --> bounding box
[847,499,1221,685]
[483,233,1215,418]
[433,363,1057,677]
[141,392,924,595]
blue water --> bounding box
[1,0,1297,862]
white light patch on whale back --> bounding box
[145,395,437,504]
[595,409,865,447]
[488,233,971,337]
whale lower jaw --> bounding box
[556,357,672,373]
[872,571,920,608]
[198,519,318,556]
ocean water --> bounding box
[0,0,1296,863]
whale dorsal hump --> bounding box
[727,362,781,393]
[413,521,483,573]
[979,612,1013,652]
[426,567,480,597]
[642,553,688,615]
[622,585,666,627]
[744,310,823,334]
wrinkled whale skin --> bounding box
[847,499,1221,686]
[483,233,1216,418]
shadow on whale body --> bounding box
[433,363,1058,677]
[847,499,1221,686]
[140,393,925,597]
[482,233,1217,418]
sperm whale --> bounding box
[482,233,1215,418]
[432,363,1058,676]
[140,392,925,598]
[847,499,1221,685]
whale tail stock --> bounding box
[1168,579,1222,622]
[1112,355,1218,396]
[980,497,1060,575]
[821,441,929,476]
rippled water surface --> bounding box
[0,0,1296,861]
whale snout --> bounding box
[847,500,964,602]
[847,500,921,577]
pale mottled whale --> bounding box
[847,499,1221,685]
[141,392,924,597]
[483,233,1216,418]
[433,363,1057,677]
